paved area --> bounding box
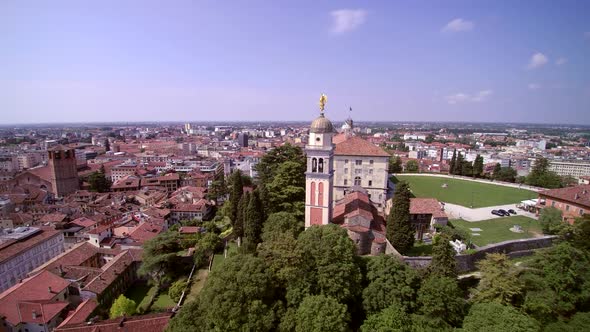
[443,202,538,222]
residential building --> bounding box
[548,160,590,178]
[537,184,590,223]
[0,227,65,292]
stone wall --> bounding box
[401,235,557,272]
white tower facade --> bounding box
[305,108,335,228]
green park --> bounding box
[394,175,537,208]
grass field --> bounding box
[394,175,536,208]
[451,216,542,247]
[152,292,175,310]
[212,241,238,270]
[186,269,210,302]
[406,242,433,256]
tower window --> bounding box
[312,158,317,172]
[354,176,361,186]
[316,137,321,142]
[318,158,324,173]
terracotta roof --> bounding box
[129,222,163,244]
[82,251,137,295]
[334,136,390,157]
[31,242,118,277]
[410,198,447,218]
[40,213,68,223]
[87,224,112,235]
[539,184,590,209]
[58,299,98,327]
[0,229,62,264]
[332,190,386,236]
[179,226,202,234]
[0,270,70,325]
[55,312,172,332]
[27,166,52,182]
[18,300,69,324]
[71,217,97,228]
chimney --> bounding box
[575,193,579,200]
[32,310,37,320]
[48,286,53,293]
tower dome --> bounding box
[310,113,334,134]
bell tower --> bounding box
[305,94,335,228]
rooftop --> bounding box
[334,136,390,157]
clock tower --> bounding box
[305,94,335,228]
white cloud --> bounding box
[330,9,367,34]
[555,57,567,65]
[526,52,548,69]
[528,83,541,90]
[445,90,493,104]
[442,18,474,32]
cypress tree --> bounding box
[454,152,464,175]
[386,181,414,254]
[229,170,243,224]
[234,192,249,239]
[428,233,457,278]
[245,190,264,246]
[104,138,110,152]
[449,150,456,175]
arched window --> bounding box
[318,182,324,205]
[318,158,324,173]
[312,158,317,172]
[310,181,316,204]
[354,176,361,186]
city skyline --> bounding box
[1,1,590,124]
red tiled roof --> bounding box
[87,224,112,235]
[0,270,70,325]
[179,226,202,234]
[332,190,386,236]
[27,166,52,182]
[71,217,97,228]
[410,198,447,218]
[58,299,98,327]
[18,300,69,324]
[539,184,590,209]
[55,312,172,332]
[0,229,62,264]
[40,213,68,223]
[334,136,390,157]
[129,222,163,244]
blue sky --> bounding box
[1,1,589,124]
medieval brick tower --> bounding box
[305,94,335,228]
[48,145,79,198]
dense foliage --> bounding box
[386,181,414,254]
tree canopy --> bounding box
[294,295,349,332]
[109,295,136,319]
[462,302,539,332]
[387,181,414,254]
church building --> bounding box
[304,95,388,255]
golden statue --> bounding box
[319,93,328,113]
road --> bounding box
[443,202,538,222]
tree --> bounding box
[526,157,562,188]
[198,255,278,331]
[405,160,419,173]
[109,295,136,318]
[168,278,187,303]
[266,161,306,218]
[244,190,264,247]
[462,302,539,332]
[294,295,349,332]
[492,163,502,179]
[521,242,590,323]
[538,207,564,235]
[386,181,414,254]
[417,276,465,328]
[194,232,222,267]
[261,212,303,243]
[494,167,517,182]
[389,156,403,173]
[544,312,590,332]
[255,143,306,187]
[471,253,522,306]
[427,233,457,278]
[229,170,244,223]
[461,160,473,177]
[449,150,457,175]
[454,152,464,175]
[234,192,249,240]
[361,305,412,332]
[287,224,362,307]
[138,231,185,287]
[88,165,112,192]
[104,138,110,152]
[166,299,207,332]
[473,154,484,178]
[362,255,421,315]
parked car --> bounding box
[491,210,503,216]
[508,209,517,215]
[498,209,510,216]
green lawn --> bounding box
[395,175,536,208]
[186,269,210,303]
[152,292,175,310]
[124,281,158,313]
[212,241,238,270]
[451,216,542,247]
